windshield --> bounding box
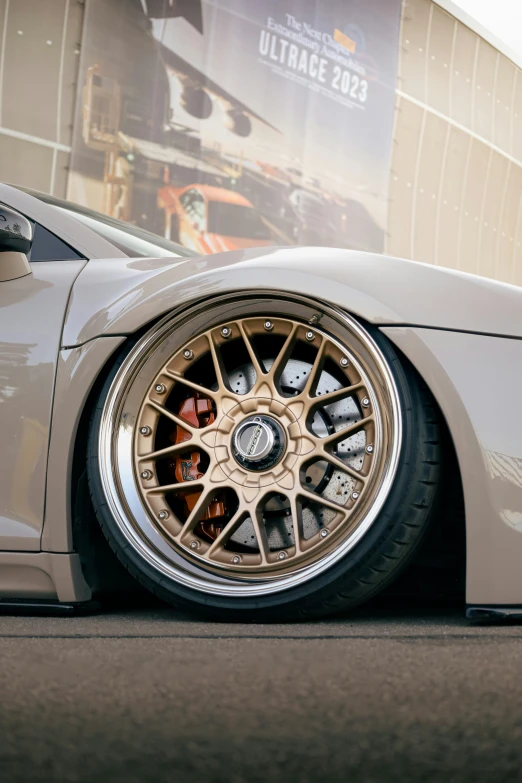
[207,201,271,240]
[19,187,197,258]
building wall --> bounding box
[388,0,522,285]
[0,0,84,197]
[1,0,521,286]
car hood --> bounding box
[62,246,522,347]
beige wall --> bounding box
[388,0,522,285]
[0,0,84,197]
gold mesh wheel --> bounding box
[96,295,402,596]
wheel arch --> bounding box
[45,292,465,603]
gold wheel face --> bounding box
[132,311,393,579]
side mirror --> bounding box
[0,205,32,282]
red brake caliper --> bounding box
[168,392,227,541]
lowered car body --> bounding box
[0,182,521,618]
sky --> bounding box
[451,0,522,60]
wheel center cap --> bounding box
[232,415,286,471]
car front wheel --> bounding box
[87,294,441,621]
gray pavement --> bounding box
[0,605,521,783]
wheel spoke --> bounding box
[289,495,302,554]
[163,370,217,400]
[204,507,247,559]
[309,382,364,410]
[139,441,194,462]
[178,488,212,538]
[146,480,205,496]
[320,451,366,483]
[252,504,271,565]
[208,332,229,391]
[320,416,373,448]
[301,337,327,397]
[298,487,349,516]
[265,323,299,384]
[237,321,265,379]
[147,400,197,430]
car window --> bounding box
[55,207,190,258]
[13,185,197,259]
[28,222,84,262]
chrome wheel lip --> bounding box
[97,292,402,598]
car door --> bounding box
[0,190,89,550]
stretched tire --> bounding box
[87,294,441,621]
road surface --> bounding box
[0,604,520,782]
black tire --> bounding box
[86,318,441,622]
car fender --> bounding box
[62,246,522,347]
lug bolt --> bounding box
[140,470,152,480]
[140,426,151,436]
[320,529,328,538]
[264,321,273,331]
[278,551,287,560]
[352,491,359,500]
[306,331,315,341]
[183,349,194,360]
[190,541,199,550]
[366,444,374,454]
[158,510,169,520]
[340,357,349,367]
[231,555,242,564]
[155,383,166,394]
[362,397,370,407]
[221,326,231,338]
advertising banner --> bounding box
[68,0,402,254]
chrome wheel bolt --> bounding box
[221,326,231,338]
[366,444,374,454]
[158,510,169,520]
[183,349,194,360]
[190,541,199,550]
[352,491,359,500]
[320,529,328,538]
[278,551,287,560]
[140,470,152,480]
[140,426,151,436]
[362,397,370,407]
[306,331,315,341]
[264,321,273,331]
[340,357,349,367]
[155,383,166,394]
[231,555,241,564]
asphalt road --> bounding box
[0,604,521,783]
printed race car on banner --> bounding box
[0,183,521,621]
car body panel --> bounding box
[42,336,126,553]
[0,260,86,550]
[382,326,522,605]
[0,552,91,601]
[62,247,522,348]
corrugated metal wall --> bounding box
[0,0,84,197]
[388,0,522,285]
